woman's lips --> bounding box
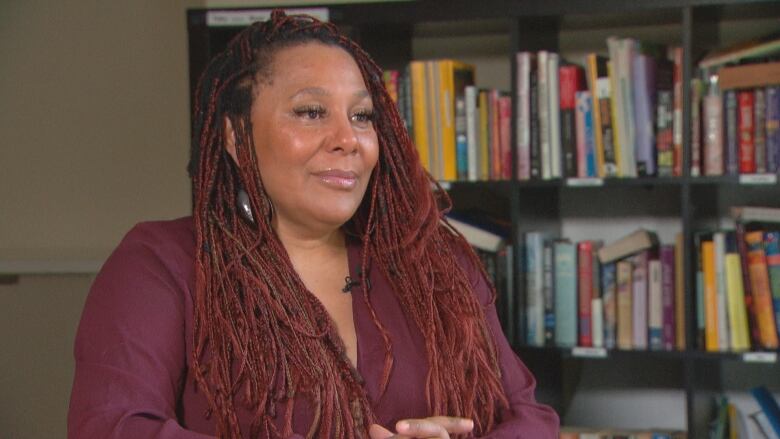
[312,169,358,189]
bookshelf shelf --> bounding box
[188,1,780,437]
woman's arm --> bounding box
[68,223,214,439]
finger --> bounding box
[368,424,396,439]
[425,416,474,434]
[395,419,450,439]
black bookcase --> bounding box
[187,2,780,436]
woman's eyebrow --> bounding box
[289,88,370,100]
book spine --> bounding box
[750,386,780,437]
[691,78,703,177]
[410,62,431,173]
[465,85,478,181]
[661,245,676,351]
[560,65,582,178]
[739,90,756,174]
[543,240,556,346]
[633,54,657,176]
[575,91,589,178]
[597,76,618,177]
[675,233,686,350]
[767,86,780,173]
[745,230,780,349]
[499,95,512,180]
[529,66,541,179]
[526,232,545,346]
[648,258,663,350]
[617,260,633,349]
[725,233,751,351]
[724,90,740,176]
[516,52,532,180]
[714,232,731,351]
[736,222,761,348]
[764,231,780,341]
[538,51,551,179]
[549,53,562,179]
[755,87,768,173]
[555,241,577,347]
[602,263,618,349]
[591,243,603,348]
[479,90,490,180]
[702,239,719,351]
[656,59,674,177]
[456,95,468,181]
[584,93,597,177]
[632,251,649,349]
[704,93,725,176]
[672,47,684,176]
[490,90,501,179]
[578,241,594,347]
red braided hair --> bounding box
[189,10,509,438]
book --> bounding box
[751,386,780,437]
[445,216,504,252]
[690,78,703,177]
[703,85,724,176]
[575,91,596,178]
[671,47,684,176]
[660,245,676,350]
[699,32,780,69]
[617,259,634,349]
[409,61,431,173]
[736,222,762,348]
[598,229,659,264]
[656,58,674,177]
[755,87,768,173]
[516,52,533,180]
[525,231,546,346]
[675,233,686,350]
[560,64,585,178]
[543,239,556,346]
[554,240,577,347]
[764,231,780,341]
[732,206,780,224]
[633,53,657,176]
[724,89,740,175]
[648,257,663,350]
[465,85,479,181]
[586,53,615,177]
[632,250,650,349]
[714,231,730,351]
[702,238,719,351]
[745,230,780,349]
[538,51,551,179]
[726,232,751,351]
[718,61,780,90]
[739,90,756,174]
[602,262,618,349]
[578,241,596,347]
[768,86,780,173]
[548,53,562,179]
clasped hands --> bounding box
[369,416,474,439]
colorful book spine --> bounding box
[538,51,551,180]
[691,78,703,177]
[548,53,562,179]
[671,47,684,176]
[714,231,730,351]
[409,62,431,173]
[479,90,490,180]
[754,87,767,173]
[750,386,780,437]
[724,90,740,176]
[617,260,633,349]
[656,59,674,177]
[633,53,657,176]
[560,65,584,178]
[575,91,590,177]
[554,240,577,347]
[465,85,479,181]
[516,52,532,180]
[525,232,545,346]
[767,86,780,173]
[739,90,756,174]
[602,263,618,349]
[660,245,676,350]
[597,74,618,177]
[543,240,556,345]
[529,65,540,179]
[764,231,780,341]
[632,251,649,349]
[726,232,751,351]
[498,95,512,180]
[578,241,594,347]
[745,230,780,349]
[736,222,761,347]
[675,233,686,350]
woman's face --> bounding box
[240,42,379,235]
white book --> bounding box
[548,52,562,179]
[516,52,532,180]
[465,85,479,181]
[525,232,546,346]
[538,51,550,179]
[714,231,731,351]
[445,217,503,252]
[619,38,638,177]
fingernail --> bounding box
[463,419,474,428]
[397,421,409,430]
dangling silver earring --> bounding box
[237,188,255,224]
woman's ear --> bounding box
[224,116,239,165]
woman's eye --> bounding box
[352,110,374,123]
[294,106,326,120]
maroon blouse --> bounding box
[68,217,559,438]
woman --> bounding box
[68,10,559,439]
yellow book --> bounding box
[617,260,633,349]
[438,60,476,182]
[425,61,442,180]
[702,241,719,351]
[725,253,751,351]
[409,61,430,173]
[675,233,686,350]
[586,53,606,177]
[607,61,623,177]
[478,90,490,180]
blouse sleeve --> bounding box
[456,243,560,439]
[68,224,214,439]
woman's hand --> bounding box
[368,417,474,439]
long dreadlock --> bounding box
[189,10,509,438]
